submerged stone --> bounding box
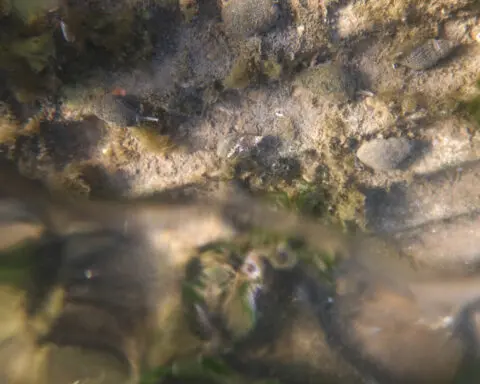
[356,137,414,171]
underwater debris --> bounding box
[59,20,75,43]
[394,39,458,70]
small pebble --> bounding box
[356,138,414,171]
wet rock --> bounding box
[409,118,478,175]
[395,39,458,71]
[392,212,480,272]
[220,0,281,38]
[366,160,480,233]
[356,138,414,171]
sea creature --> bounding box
[267,241,298,270]
[221,251,265,341]
[92,92,159,127]
[395,39,457,70]
[183,244,268,346]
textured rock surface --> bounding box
[220,0,281,38]
[1,0,480,382]
[356,138,414,171]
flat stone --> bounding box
[356,138,414,171]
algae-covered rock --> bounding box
[10,0,59,25]
[223,56,258,90]
[10,32,55,73]
[294,63,355,103]
[221,0,281,38]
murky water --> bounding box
[1,0,480,383]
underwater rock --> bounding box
[366,160,480,234]
[395,39,458,71]
[220,0,281,38]
[356,137,414,171]
[10,33,55,74]
[38,119,109,169]
[294,63,355,103]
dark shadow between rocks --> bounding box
[39,118,109,171]
[452,298,480,383]
[397,139,431,170]
[81,165,131,200]
[364,159,480,233]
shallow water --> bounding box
[0,0,480,383]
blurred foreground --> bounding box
[0,159,480,384]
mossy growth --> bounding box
[0,102,20,147]
[266,180,329,219]
[260,58,282,81]
[294,63,354,103]
[47,164,91,199]
[458,77,480,128]
[9,0,59,25]
[129,126,176,155]
[9,32,55,73]
[223,55,258,90]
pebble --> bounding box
[356,138,414,171]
